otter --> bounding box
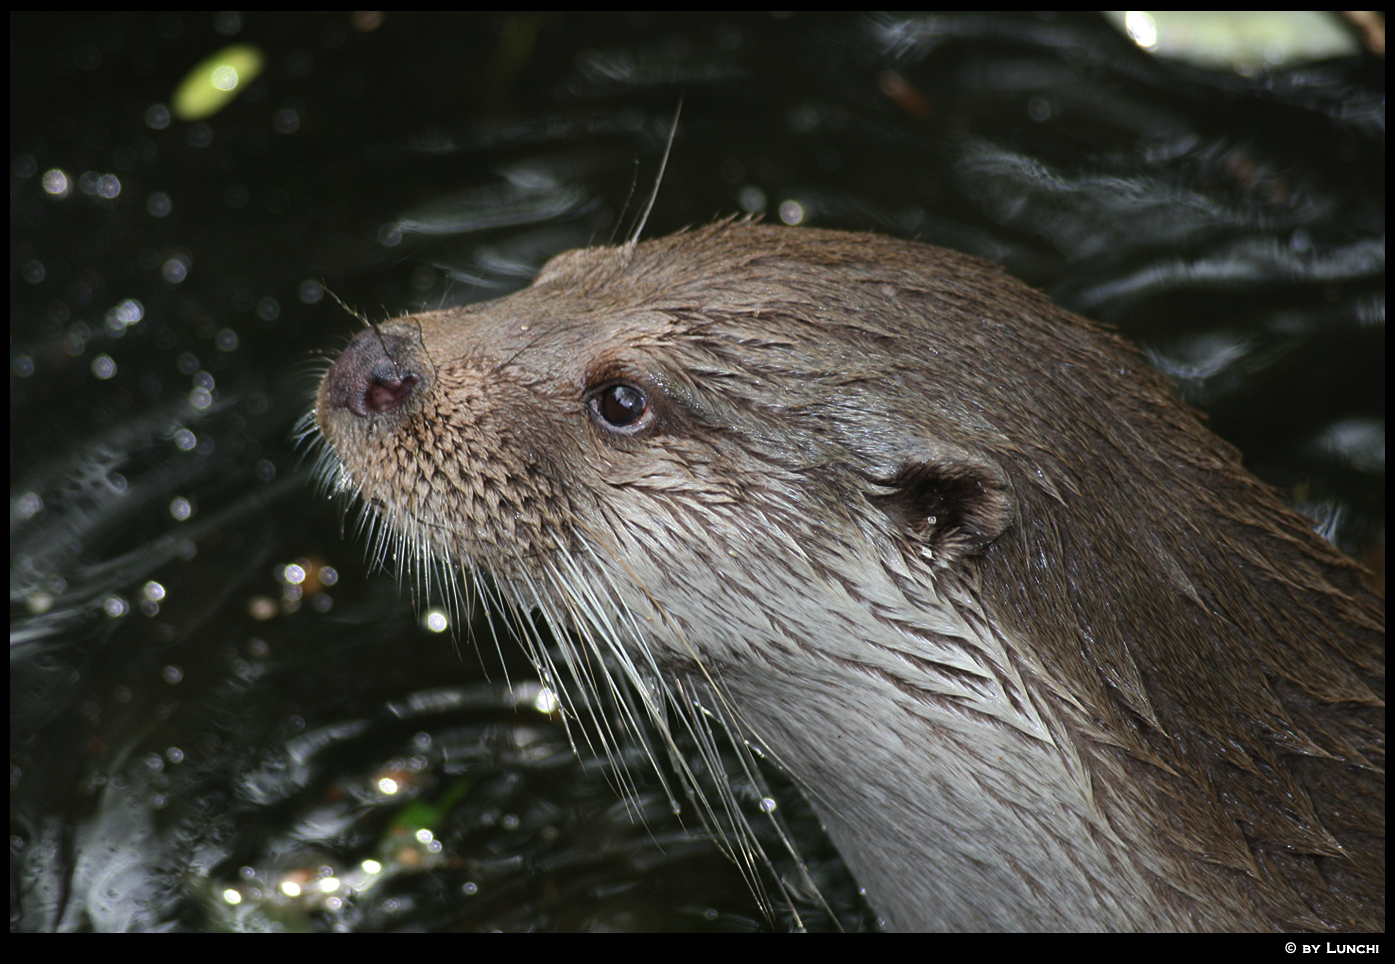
[313,222,1384,932]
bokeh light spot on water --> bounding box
[171,44,265,121]
[41,168,71,198]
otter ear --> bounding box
[870,457,1013,567]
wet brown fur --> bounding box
[315,222,1383,931]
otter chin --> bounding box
[313,222,1384,932]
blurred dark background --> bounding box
[10,12,1384,931]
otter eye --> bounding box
[592,382,649,429]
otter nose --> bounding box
[323,328,422,418]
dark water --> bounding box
[11,12,1384,931]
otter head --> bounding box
[315,223,1017,674]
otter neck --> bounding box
[726,636,1176,931]
[591,522,1185,931]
